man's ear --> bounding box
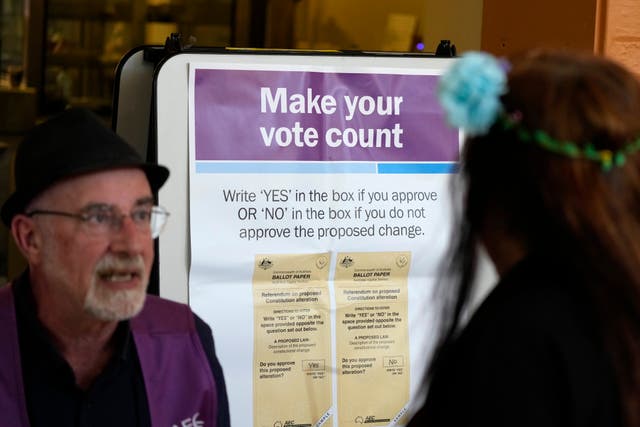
[11,215,44,264]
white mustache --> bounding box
[95,254,146,277]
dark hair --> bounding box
[431,49,640,426]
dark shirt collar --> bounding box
[12,270,152,427]
[12,269,133,365]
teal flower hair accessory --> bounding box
[438,51,507,136]
[438,51,640,172]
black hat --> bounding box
[1,108,169,226]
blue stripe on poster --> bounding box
[377,163,458,174]
[195,162,458,174]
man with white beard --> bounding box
[0,108,230,427]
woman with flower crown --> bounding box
[407,49,640,426]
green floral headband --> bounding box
[501,114,640,172]
[438,51,640,172]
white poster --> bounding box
[187,61,460,426]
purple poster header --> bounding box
[194,68,459,162]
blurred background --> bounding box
[0,0,637,282]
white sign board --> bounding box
[153,51,474,427]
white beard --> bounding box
[83,254,149,321]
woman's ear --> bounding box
[11,215,44,264]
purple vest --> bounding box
[0,284,218,427]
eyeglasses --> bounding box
[26,205,170,239]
